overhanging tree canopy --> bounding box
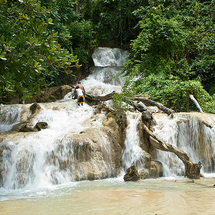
[0,0,79,102]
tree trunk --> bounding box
[143,123,202,179]
[85,91,116,102]
[133,96,174,115]
[85,91,174,115]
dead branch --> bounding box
[133,97,174,115]
[85,91,117,102]
[189,94,204,113]
[84,91,173,115]
[142,123,202,179]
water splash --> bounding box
[121,112,146,173]
[153,113,215,176]
[0,47,128,191]
[92,47,129,67]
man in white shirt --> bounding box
[74,81,86,98]
[75,85,84,106]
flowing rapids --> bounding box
[0,47,128,192]
[153,113,215,176]
[1,47,215,215]
[121,112,145,172]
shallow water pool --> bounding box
[1,176,215,215]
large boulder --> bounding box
[45,127,122,182]
[124,165,140,181]
[139,160,163,179]
[11,122,48,132]
[25,85,73,103]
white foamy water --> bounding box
[0,101,95,189]
[92,47,129,67]
[81,48,128,98]
[121,112,145,172]
[1,47,215,207]
[152,113,215,176]
[0,104,25,132]
[0,47,129,198]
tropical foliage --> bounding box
[120,0,215,113]
[0,0,214,114]
[0,0,79,102]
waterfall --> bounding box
[92,47,129,67]
[121,112,146,172]
[1,47,215,194]
[153,113,215,176]
[0,47,128,191]
[81,47,128,99]
[0,104,25,133]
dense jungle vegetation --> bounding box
[0,0,215,113]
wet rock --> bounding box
[140,160,163,179]
[139,169,149,179]
[44,127,122,182]
[12,122,27,132]
[19,124,36,132]
[142,110,153,122]
[12,122,48,132]
[12,122,35,132]
[142,150,152,162]
[102,109,127,150]
[124,165,140,181]
[34,122,48,131]
[30,102,41,115]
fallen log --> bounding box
[143,123,202,179]
[84,91,173,115]
[85,91,117,102]
[133,97,174,115]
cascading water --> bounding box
[1,47,215,204]
[92,47,128,67]
[1,47,215,214]
[152,113,215,176]
[81,47,128,99]
[121,112,145,172]
[0,103,94,189]
[0,47,129,194]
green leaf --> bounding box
[36,3,41,9]
[0,56,7,61]
[48,18,53,23]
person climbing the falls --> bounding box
[75,85,84,106]
[74,81,86,98]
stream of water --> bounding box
[1,47,215,214]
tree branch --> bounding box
[189,94,203,113]
[143,123,202,179]
[133,96,174,115]
[12,5,29,29]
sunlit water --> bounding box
[121,112,145,172]
[1,177,215,215]
[153,113,215,176]
[1,48,215,214]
